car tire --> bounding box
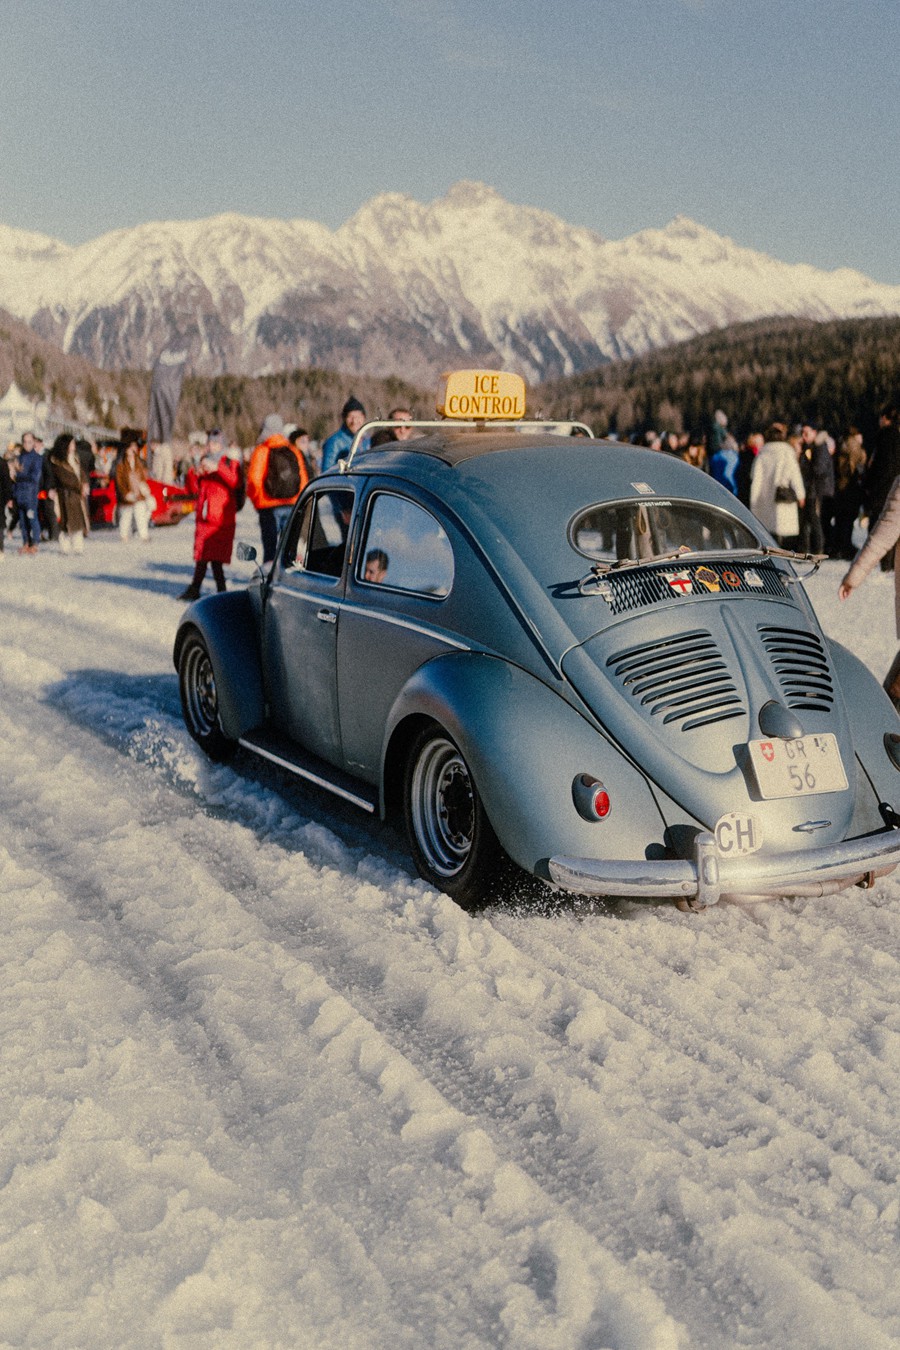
[178,632,236,762]
[403,722,513,909]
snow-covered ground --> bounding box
[1,511,898,1350]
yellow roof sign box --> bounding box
[437,369,527,420]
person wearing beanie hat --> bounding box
[321,396,368,473]
[259,413,284,441]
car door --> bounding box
[338,488,461,778]
[262,485,356,767]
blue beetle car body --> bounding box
[174,374,900,910]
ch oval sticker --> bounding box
[714,812,762,856]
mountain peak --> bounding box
[440,180,503,209]
[0,189,898,384]
[661,214,721,239]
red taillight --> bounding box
[573,774,611,821]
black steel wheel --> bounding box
[178,633,236,762]
[403,723,512,909]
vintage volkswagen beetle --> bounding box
[174,371,900,910]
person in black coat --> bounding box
[0,450,12,556]
[861,406,900,571]
[863,407,900,524]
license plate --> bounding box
[748,733,848,799]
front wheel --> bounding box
[178,632,236,762]
[403,723,514,909]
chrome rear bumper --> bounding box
[548,827,900,908]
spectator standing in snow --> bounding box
[709,432,740,495]
[37,434,61,543]
[48,433,91,554]
[709,410,738,457]
[115,430,154,542]
[13,430,43,553]
[388,407,414,441]
[863,406,900,523]
[830,428,867,560]
[736,432,764,506]
[750,422,806,548]
[862,407,900,571]
[798,425,835,555]
[286,425,314,481]
[0,449,12,559]
[178,440,244,600]
[246,414,309,563]
[320,397,368,473]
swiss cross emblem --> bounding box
[760,742,775,762]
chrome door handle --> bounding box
[316,608,337,624]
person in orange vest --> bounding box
[246,414,309,562]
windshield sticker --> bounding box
[694,566,721,593]
[631,482,656,495]
[663,570,693,595]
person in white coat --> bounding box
[749,422,807,547]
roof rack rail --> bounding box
[340,417,594,471]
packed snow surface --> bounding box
[0,512,898,1349]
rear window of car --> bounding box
[570,499,760,562]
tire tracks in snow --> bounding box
[0,683,681,1350]
[3,581,898,1347]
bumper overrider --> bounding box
[549,826,900,908]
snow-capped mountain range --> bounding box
[2,181,900,384]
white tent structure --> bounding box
[0,383,44,442]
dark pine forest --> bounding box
[536,316,900,444]
[3,308,900,447]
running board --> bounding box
[238,731,378,814]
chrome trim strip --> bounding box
[238,738,377,813]
[273,588,471,650]
[342,603,472,651]
[549,828,900,906]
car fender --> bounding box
[382,651,666,879]
[828,639,900,809]
[173,592,265,738]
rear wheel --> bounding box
[403,723,513,909]
[178,633,236,762]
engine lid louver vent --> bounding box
[606,628,745,732]
[758,625,835,710]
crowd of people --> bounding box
[3,396,899,607]
[0,393,415,595]
[635,406,900,561]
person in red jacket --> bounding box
[246,413,309,562]
[178,443,244,600]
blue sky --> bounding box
[2,0,898,282]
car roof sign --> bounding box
[436,369,526,420]
[339,369,592,470]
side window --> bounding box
[282,489,354,577]
[357,493,454,598]
[282,497,312,571]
